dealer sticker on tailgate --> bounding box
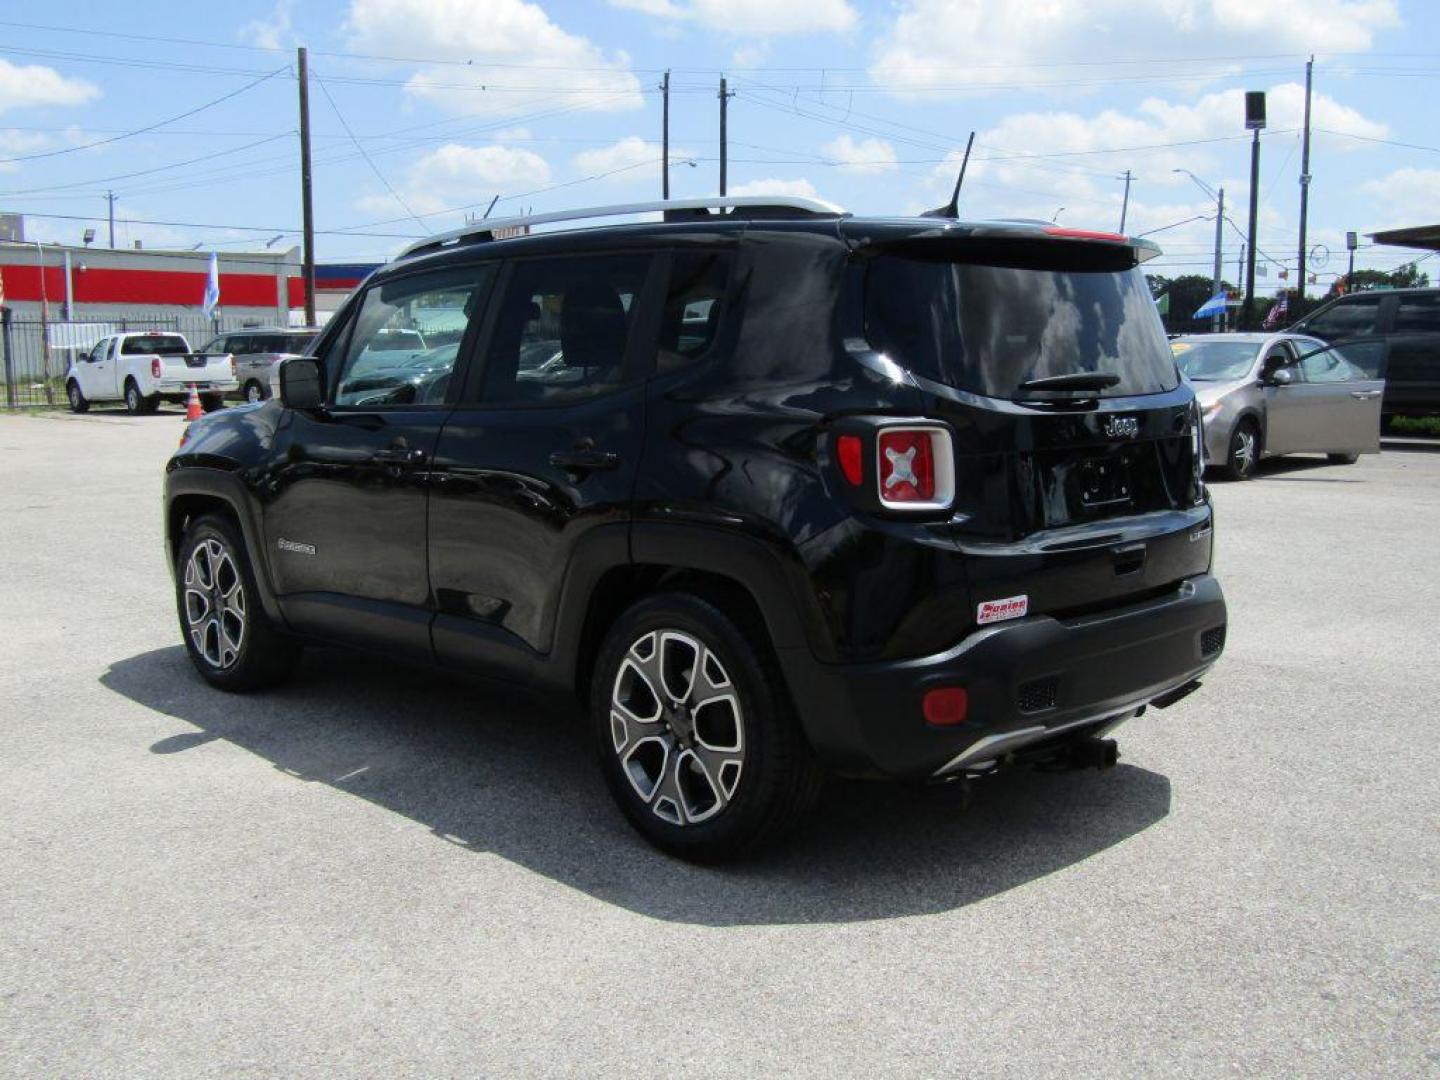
[977,594,1029,625]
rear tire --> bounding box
[66,380,89,414]
[1327,452,1360,465]
[591,592,823,862]
[243,380,267,404]
[123,378,159,415]
[175,513,299,692]
[1223,419,1260,480]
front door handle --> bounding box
[1350,390,1382,400]
[371,445,426,466]
[549,448,619,471]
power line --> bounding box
[0,66,289,164]
[9,208,419,239]
[314,73,428,231]
[0,133,292,196]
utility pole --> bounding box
[1242,91,1266,329]
[106,190,115,249]
[1212,187,1225,332]
[297,47,317,327]
[718,76,731,196]
[1119,170,1132,234]
[661,70,670,200]
[1296,56,1314,310]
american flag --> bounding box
[1262,293,1289,330]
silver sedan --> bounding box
[1173,333,1386,480]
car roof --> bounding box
[382,201,1160,283]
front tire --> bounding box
[1223,418,1260,480]
[1327,452,1360,465]
[66,380,89,413]
[176,514,298,692]
[591,592,823,861]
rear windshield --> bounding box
[864,257,1178,398]
[121,335,189,356]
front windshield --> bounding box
[1172,339,1259,382]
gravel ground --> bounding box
[1,408,1436,1078]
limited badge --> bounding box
[977,595,1029,625]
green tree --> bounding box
[1327,265,1432,297]
[1150,274,1237,332]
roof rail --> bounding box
[397,195,847,259]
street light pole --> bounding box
[1174,169,1225,332]
[1242,90,1266,330]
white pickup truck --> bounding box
[64,332,238,414]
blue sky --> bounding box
[2,0,1437,288]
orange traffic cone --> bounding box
[185,384,203,421]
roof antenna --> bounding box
[923,131,975,219]
[481,195,500,220]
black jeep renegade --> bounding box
[165,197,1227,860]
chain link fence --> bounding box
[1,310,259,408]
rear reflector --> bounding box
[876,425,954,510]
[923,687,969,726]
[836,434,863,486]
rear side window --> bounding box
[1394,294,1440,333]
[1303,295,1382,338]
[478,253,652,405]
[283,333,316,354]
[226,335,254,355]
[657,251,731,374]
[865,257,1177,398]
[122,335,189,356]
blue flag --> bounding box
[1193,291,1227,319]
[203,252,220,315]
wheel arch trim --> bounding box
[165,469,286,625]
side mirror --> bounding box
[1268,368,1293,387]
[279,356,324,410]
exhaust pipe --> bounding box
[1066,737,1119,771]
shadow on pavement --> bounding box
[102,645,1172,926]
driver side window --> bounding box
[331,265,493,408]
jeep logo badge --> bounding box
[1103,416,1139,439]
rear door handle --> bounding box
[371,445,426,466]
[549,448,619,471]
[1350,390,1382,400]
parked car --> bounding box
[164,197,1227,860]
[66,332,236,414]
[1173,333,1385,479]
[198,328,319,403]
[1289,287,1440,419]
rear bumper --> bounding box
[157,379,238,396]
[781,574,1227,780]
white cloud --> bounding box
[821,134,897,175]
[611,0,856,34]
[729,177,819,198]
[345,0,643,116]
[573,136,697,179]
[358,142,551,217]
[0,59,99,115]
[493,127,533,142]
[1362,168,1440,231]
[872,0,1400,93]
[241,0,294,50]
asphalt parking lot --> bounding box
[1,407,1436,1078]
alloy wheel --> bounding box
[246,383,263,403]
[126,385,140,412]
[609,629,745,826]
[183,538,246,669]
[1232,427,1257,476]
[67,384,80,409]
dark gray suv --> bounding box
[1291,288,1440,418]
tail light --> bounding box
[836,434,864,487]
[151,358,162,379]
[876,425,954,511]
[229,357,237,378]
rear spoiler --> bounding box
[842,220,1162,267]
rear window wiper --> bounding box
[1016,372,1121,393]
